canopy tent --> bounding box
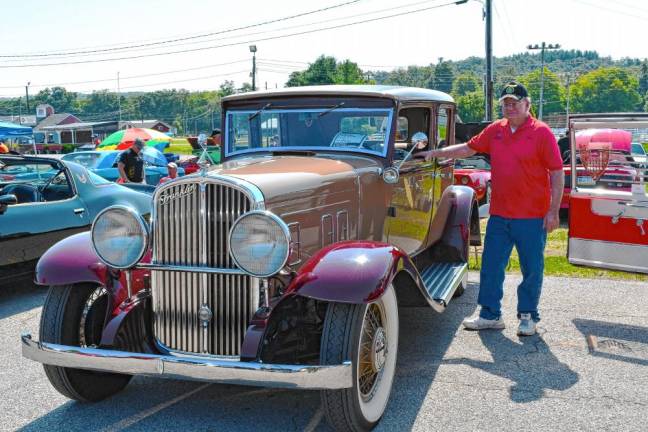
[0,121,32,139]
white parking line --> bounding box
[101,383,211,432]
[303,406,323,432]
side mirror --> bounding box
[394,132,428,172]
[0,194,17,215]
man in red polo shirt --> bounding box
[420,82,564,336]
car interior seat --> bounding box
[1,184,42,203]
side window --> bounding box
[396,117,408,143]
[437,108,448,148]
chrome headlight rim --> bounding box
[91,205,149,269]
[228,210,291,278]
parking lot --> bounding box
[1,273,647,432]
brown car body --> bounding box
[24,86,481,431]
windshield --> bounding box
[455,157,490,170]
[225,107,393,157]
[62,152,102,169]
[631,143,646,155]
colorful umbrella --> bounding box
[98,128,171,151]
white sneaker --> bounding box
[463,314,505,330]
[517,313,537,336]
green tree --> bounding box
[430,60,454,93]
[638,60,648,109]
[33,86,79,112]
[455,91,485,123]
[570,67,641,113]
[452,72,481,97]
[518,67,565,115]
[219,80,236,97]
[334,60,367,84]
[285,56,369,87]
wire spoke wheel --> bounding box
[320,285,399,431]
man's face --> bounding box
[132,143,143,153]
[500,98,529,121]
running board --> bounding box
[419,262,468,313]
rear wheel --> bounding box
[320,285,399,431]
[40,283,132,402]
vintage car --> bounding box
[0,155,151,285]
[454,155,491,204]
[61,150,184,185]
[566,113,648,274]
[21,86,481,431]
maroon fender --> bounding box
[35,232,108,287]
[284,240,417,304]
[442,185,479,260]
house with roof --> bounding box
[120,119,174,134]
[33,113,82,144]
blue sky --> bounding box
[1,0,646,97]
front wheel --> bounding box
[320,285,399,431]
[39,283,132,402]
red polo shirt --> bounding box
[467,116,562,219]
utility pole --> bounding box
[484,0,493,121]
[249,45,257,91]
[117,72,122,124]
[527,42,561,120]
[565,73,571,129]
[25,82,31,114]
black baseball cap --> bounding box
[499,81,528,101]
[133,138,145,149]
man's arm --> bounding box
[117,162,129,182]
[419,143,477,162]
[544,169,565,232]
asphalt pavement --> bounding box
[1,273,647,432]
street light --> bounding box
[527,42,561,120]
[249,45,257,91]
[25,81,31,114]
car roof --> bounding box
[222,85,454,104]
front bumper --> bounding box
[21,334,352,390]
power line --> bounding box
[0,1,364,58]
[0,59,250,89]
[0,0,464,69]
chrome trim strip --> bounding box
[568,238,648,274]
[139,265,247,275]
[199,182,208,354]
[21,334,352,390]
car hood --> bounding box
[206,155,364,203]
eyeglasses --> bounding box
[500,100,523,108]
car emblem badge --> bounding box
[159,184,196,206]
[199,304,213,327]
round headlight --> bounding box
[460,176,470,185]
[92,206,148,269]
[229,211,290,277]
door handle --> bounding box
[73,208,85,215]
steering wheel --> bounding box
[39,169,66,199]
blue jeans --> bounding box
[478,216,547,322]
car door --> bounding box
[386,106,436,256]
[567,117,648,273]
[0,166,90,271]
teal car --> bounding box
[61,150,184,185]
[0,155,151,285]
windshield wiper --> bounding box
[248,103,272,121]
[317,102,345,118]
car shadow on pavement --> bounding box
[444,330,579,404]
[573,318,648,367]
[0,279,46,320]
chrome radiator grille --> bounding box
[151,181,256,356]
